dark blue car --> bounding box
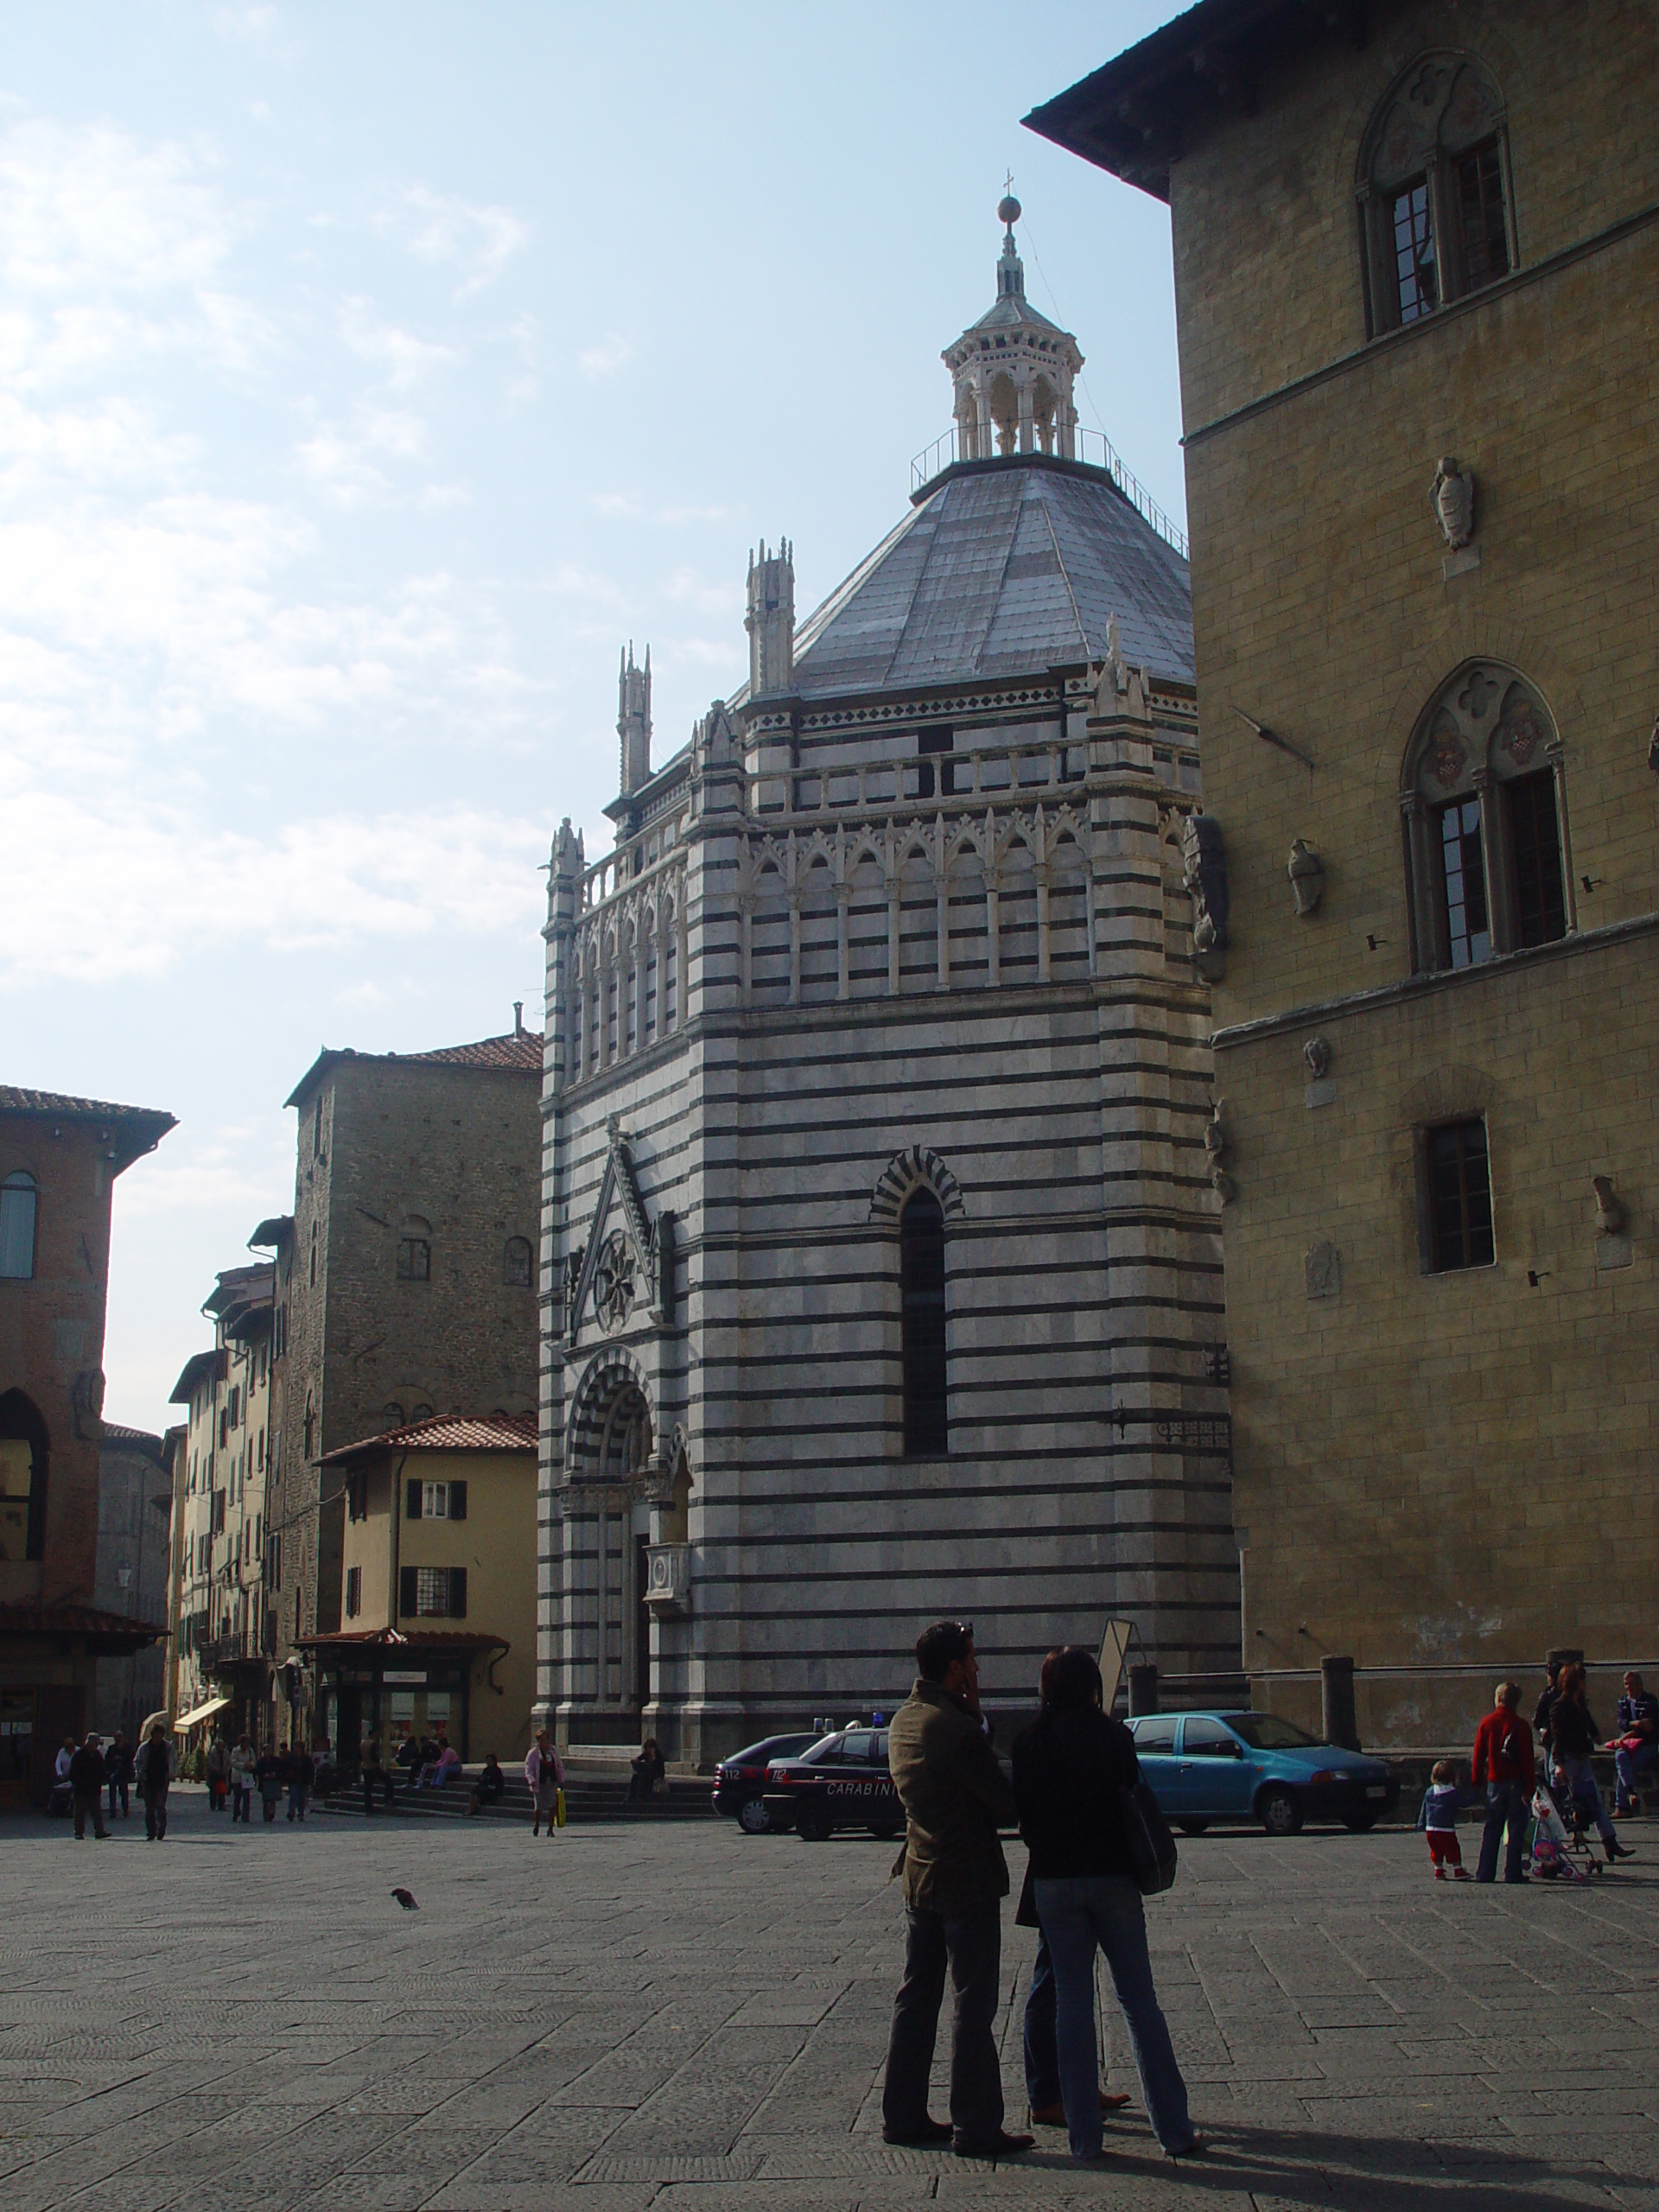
[1128,1711,1400,1836]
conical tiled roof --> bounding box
[786,459,1192,700]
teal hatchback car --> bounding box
[1128,1711,1401,1837]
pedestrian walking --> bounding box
[105,1730,134,1821]
[68,1735,110,1840]
[136,1721,176,1840]
[204,1731,231,1812]
[1612,1672,1659,1816]
[525,1730,563,1836]
[1011,1645,1204,2164]
[880,1619,1033,2161]
[1533,1660,1564,1763]
[1471,1681,1535,1883]
[1416,1760,1471,1879]
[1551,1664,1634,1864]
[230,1734,255,1822]
[285,1742,315,1822]
[255,1744,284,1824]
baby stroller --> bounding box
[1530,1781,1601,1880]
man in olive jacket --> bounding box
[881,1621,1032,2159]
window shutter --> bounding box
[448,1480,467,1522]
[399,1566,417,1618]
[406,1478,422,1520]
[449,1567,467,1619]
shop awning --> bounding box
[176,1694,231,1728]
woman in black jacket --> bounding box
[1011,1647,1202,2163]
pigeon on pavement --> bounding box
[391,1887,418,1910]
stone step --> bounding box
[317,1771,712,1823]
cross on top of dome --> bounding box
[943,194,1083,461]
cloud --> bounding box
[0,795,553,988]
[339,296,454,391]
[576,333,633,381]
[373,183,527,297]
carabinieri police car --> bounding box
[760,1724,904,1842]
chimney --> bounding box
[512,1001,524,1037]
[746,538,795,697]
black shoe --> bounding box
[952,2130,1033,2159]
[1606,1838,1636,1860]
[882,2119,951,2146]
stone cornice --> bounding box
[1211,911,1659,1052]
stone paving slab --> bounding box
[3,1793,1659,2207]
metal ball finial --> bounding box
[997,193,1021,227]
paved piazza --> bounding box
[5,1793,1658,2210]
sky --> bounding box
[1,2,1187,1437]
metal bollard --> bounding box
[1127,1662,1160,1718]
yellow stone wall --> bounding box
[1163,0,1659,1745]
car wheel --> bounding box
[797,1803,833,1843]
[1177,1819,1210,1836]
[1342,1810,1378,1833]
[1258,1786,1303,1837]
[737,1796,772,1836]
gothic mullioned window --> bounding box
[899,1186,948,1457]
[1359,54,1513,335]
[1401,664,1567,975]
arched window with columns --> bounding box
[1400,663,1568,974]
[1358,53,1514,335]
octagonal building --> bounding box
[537,209,1236,1758]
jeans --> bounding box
[1023,1933,1060,2106]
[232,1783,251,1822]
[143,1784,169,1840]
[1476,1781,1530,1882]
[1036,1874,1193,2158]
[287,1784,308,1821]
[73,1789,108,1840]
[107,1777,129,1819]
[882,1900,1003,2142]
[1556,1756,1615,1844]
[1614,1739,1657,1812]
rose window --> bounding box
[593,1231,636,1332]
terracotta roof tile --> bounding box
[321,1411,537,1463]
[402,1032,543,1071]
[0,1087,175,1128]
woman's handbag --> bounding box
[1117,1779,1179,1896]
[554,1786,567,1830]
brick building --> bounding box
[0,1086,174,1802]
[266,1025,542,1751]
[1030,0,1659,1741]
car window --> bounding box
[842,1731,877,1764]
[1131,1716,1179,1752]
[1182,1718,1240,1758]
[1226,1713,1323,1751]
[798,1734,845,1764]
[873,1732,888,1764]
